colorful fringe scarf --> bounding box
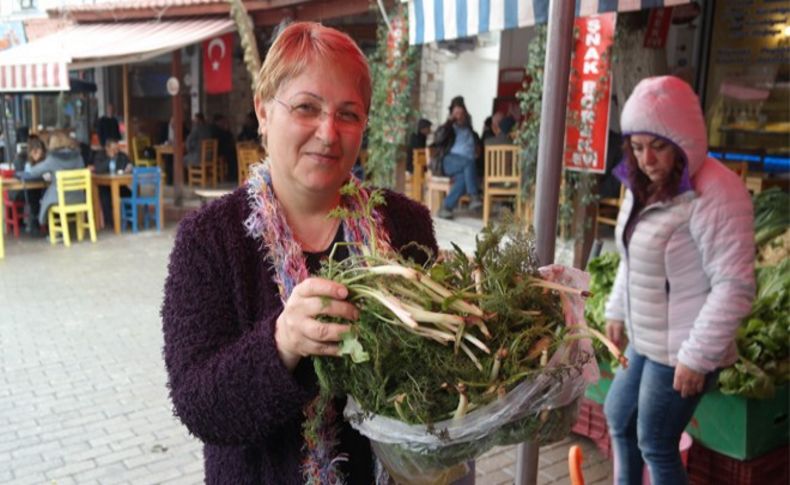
[243,161,392,484]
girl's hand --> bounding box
[605,319,626,350]
[673,363,705,398]
[274,278,358,372]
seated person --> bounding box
[93,138,133,227]
[184,113,213,166]
[10,136,47,233]
[432,96,483,219]
[211,114,237,182]
[407,118,432,173]
[21,132,85,230]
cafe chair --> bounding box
[482,145,522,226]
[132,134,157,168]
[0,178,5,259]
[236,142,261,185]
[48,168,97,247]
[406,148,427,203]
[595,183,625,238]
[2,180,24,239]
[187,138,218,188]
[121,167,161,233]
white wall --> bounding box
[441,43,500,134]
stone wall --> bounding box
[417,43,449,131]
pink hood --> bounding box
[620,76,708,177]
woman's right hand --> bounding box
[605,319,626,350]
[274,277,359,372]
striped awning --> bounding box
[0,18,234,93]
[408,0,692,44]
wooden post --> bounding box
[31,95,39,133]
[172,50,184,207]
[122,64,131,148]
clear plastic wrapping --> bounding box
[344,265,599,484]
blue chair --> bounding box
[121,167,161,233]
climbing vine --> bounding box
[513,24,611,243]
[366,6,418,188]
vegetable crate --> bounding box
[686,384,788,460]
[571,397,612,459]
[584,360,614,404]
[687,441,789,485]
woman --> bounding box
[23,131,84,227]
[162,23,437,484]
[431,96,483,219]
[603,76,755,484]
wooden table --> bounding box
[3,177,48,191]
[155,144,174,178]
[92,173,165,235]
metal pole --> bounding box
[533,0,576,268]
[172,49,184,207]
[515,1,576,484]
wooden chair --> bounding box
[482,145,522,226]
[187,139,218,188]
[237,142,262,185]
[121,167,162,233]
[48,168,97,247]
[131,135,157,168]
[596,183,625,235]
[425,153,472,214]
[406,148,427,203]
[0,178,4,259]
[723,161,749,182]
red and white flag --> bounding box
[203,33,232,94]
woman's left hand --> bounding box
[673,363,705,398]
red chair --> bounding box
[1,170,23,238]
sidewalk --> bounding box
[0,211,611,484]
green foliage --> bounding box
[513,26,546,197]
[753,188,790,247]
[583,252,621,365]
[366,7,418,188]
[720,259,790,398]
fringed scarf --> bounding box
[243,160,392,484]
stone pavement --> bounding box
[0,212,611,484]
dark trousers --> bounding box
[99,186,131,227]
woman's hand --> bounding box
[274,278,359,372]
[673,363,706,398]
[605,319,626,350]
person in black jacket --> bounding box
[406,118,432,173]
[96,104,121,147]
[431,96,482,219]
[93,138,133,227]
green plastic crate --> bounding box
[585,360,615,404]
[686,384,789,460]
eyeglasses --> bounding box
[272,97,367,133]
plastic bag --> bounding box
[344,265,598,485]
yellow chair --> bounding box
[132,135,157,168]
[187,139,218,188]
[0,178,5,259]
[406,148,427,203]
[48,168,97,247]
[724,161,749,182]
[595,183,625,237]
[236,142,261,185]
[482,145,522,226]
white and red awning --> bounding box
[0,18,235,93]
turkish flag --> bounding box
[203,33,233,94]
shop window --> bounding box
[704,0,790,170]
[18,0,36,9]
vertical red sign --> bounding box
[643,7,673,49]
[203,33,233,94]
[564,13,616,174]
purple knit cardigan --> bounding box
[162,187,438,484]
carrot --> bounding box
[568,444,584,485]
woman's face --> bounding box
[29,147,44,163]
[630,134,677,184]
[255,60,366,199]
